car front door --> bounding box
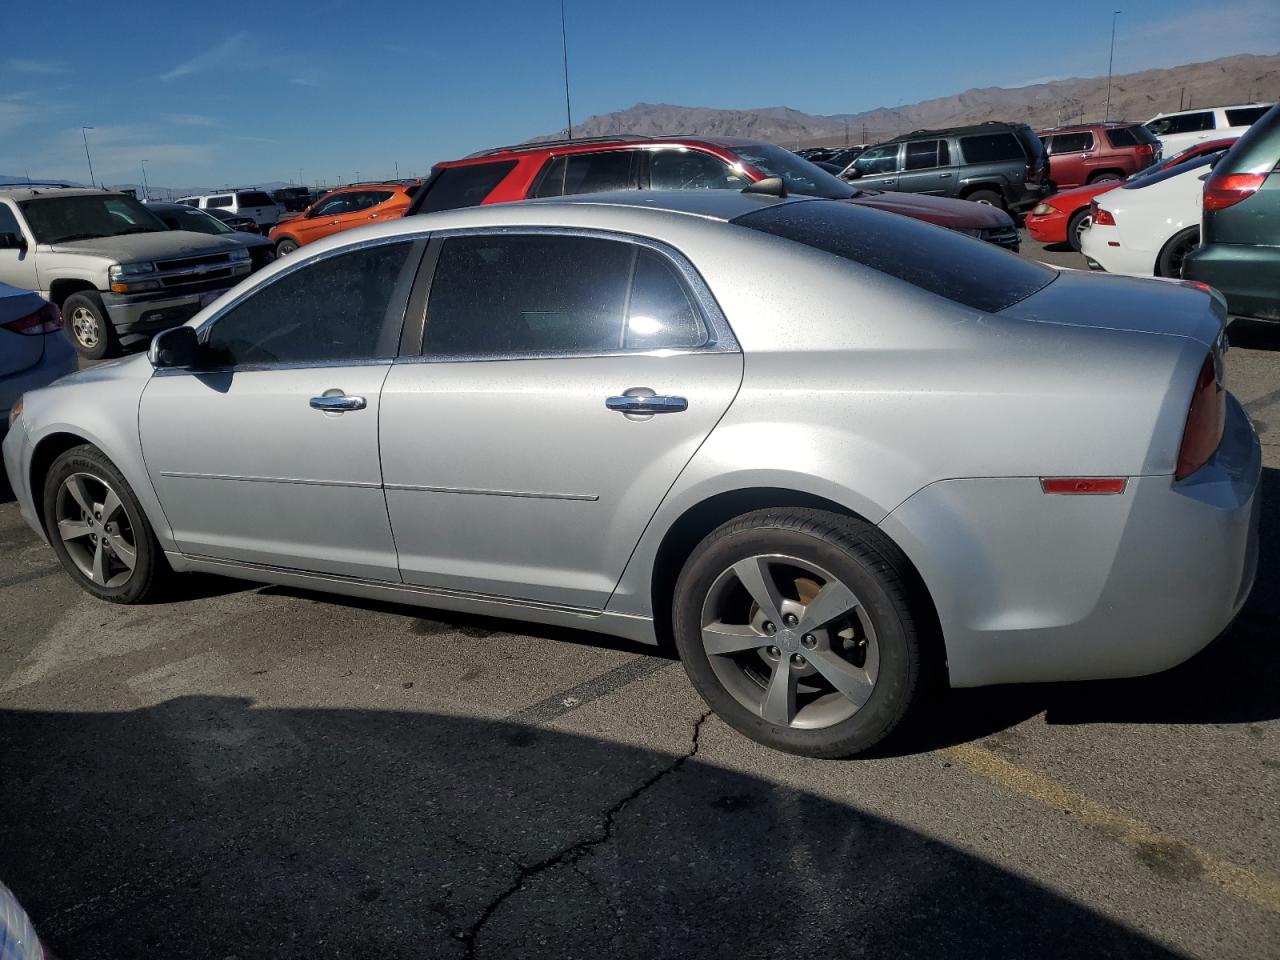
[291,192,368,245]
[895,139,955,194]
[847,144,902,190]
[1046,131,1094,187]
[378,230,743,610]
[138,238,425,580]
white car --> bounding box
[1144,103,1272,156]
[175,189,282,231]
[1081,146,1228,278]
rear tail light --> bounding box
[1092,206,1116,226]
[1175,354,1226,480]
[1203,172,1265,211]
[0,302,61,336]
[1136,143,1154,158]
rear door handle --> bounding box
[310,394,367,412]
[938,173,951,178]
[605,395,688,414]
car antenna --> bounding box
[741,176,787,198]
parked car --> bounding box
[268,182,417,256]
[843,122,1050,211]
[407,136,1021,250]
[176,190,282,232]
[1080,144,1234,277]
[1036,122,1160,188]
[796,148,836,162]
[1144,103,1273,156]
[1026,138,1237,251]
[3,190,1256,758]
[271,186,312,213]
[1184,102,1280,322]
[1,283,75,439]
[204,207,261,234]
[826,145,867,175]
[146,202,276,273]
[0,186,252,360]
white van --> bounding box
[176,189,282,230]
[1143,103,1273,155]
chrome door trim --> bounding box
[153,357,396,377]
[383,482,599,501]
[158,471,382,489]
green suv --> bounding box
[1183,102,1280,322]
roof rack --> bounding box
[0,181,86,190]
[463,134,659,159]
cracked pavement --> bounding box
[1,233,1278,958]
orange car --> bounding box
[269,181,420,255]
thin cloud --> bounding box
[164,113,219,127]
[5,59,69,75]
[228,134,281,144]
[159,33,247,81]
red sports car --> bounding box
[1025,138,1238,250]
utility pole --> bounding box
[1104,10,1121,122]
[394,160,399,179]
[560,0,573,138]
[140,160,150,200]
[844,121,850,147]
[81,126,96,187]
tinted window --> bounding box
[206,195,233,208]
[158,207,231,235]
[1049,132,1093,153]
[0,203,20,236]
[852,144,900,175]
[204,242,416,366]
[904,139,949,170]
[424,235,632,356]
[649,149,747,190]
[625,250,706,350]
[236,191,274,207]
[959,133,1024,163]
[730,143,855,198]
[1226,107,1269,127]
[1104,126,1138,147]
[555,151,635,196]
[1147,112,1214,136]
[313,193,360,217]
[1121,149,1222,190]
[415,161,518,213]
[733,199,1054,313]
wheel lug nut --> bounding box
[767,646,780,657]
[783,613,799,627]
[801,634,817,649]
[762,621,776,635]
[792,654,806,666]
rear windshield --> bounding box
[412,161,518,214]
[959,132,1025,164]
[732,199,1054,313]
[1122,149,1222,189]
[236,191,274,207]
[1105,125,1158,148]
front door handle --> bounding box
[310,394,367,412]
[606,395,688,414]
[938,173,951,178]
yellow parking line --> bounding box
[944,743,1280,915]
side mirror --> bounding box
[844,168,863,180]
[149,325,201,369]
[0,231,27,251]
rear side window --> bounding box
[1147,112,1215,136]
[1049,132,1093,153]
[732,200,1054,313]
[535,151,636,198]
[959,133,1024,163]
[236,191,274,207]
[1226,107,1269,127]
[415,161,517,214]
[903,139,950,170]
[206,195,233,208]
[423,234,706,357]
[1105,126,1137,147]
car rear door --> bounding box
[895,139,956,194]
[378,229,743,610]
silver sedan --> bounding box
[2,190,1261,757]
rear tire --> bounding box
[275,237,299,256]
[1087,170,1123,184]
[672,508,928,758]
[965,189,1005,210]
[62,291,115,361]
[1156,226,1200,278]
[42,444,171,604]
[1067,209,1092,253]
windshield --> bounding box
[728,144,856,200]
[157,206,234,236]
[19,194,166,244]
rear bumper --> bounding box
[1,418,42,542]
[879,393,1261,687]
[0,334,77,422]
[1183,243,1280,323]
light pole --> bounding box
[81,126,96,188]
[140,160,150,200]
[560,0,573,139]
[1104,10,1122,122]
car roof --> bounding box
[0,186,120,201]
[884,121,1029,142]
[444,135,766,166]
[1037,121,1138,134]
[1148,102,1272,119]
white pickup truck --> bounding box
[0,185,252,359]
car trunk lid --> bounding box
[0,288,49,377]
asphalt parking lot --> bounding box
[1,232,1278,959]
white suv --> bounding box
[1143,103,1272,155]
[176,189,282,230]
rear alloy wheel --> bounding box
[43,445,170,603]
[61,291,115,360]
[673,508,926,758]
[275,237,299,257]
[965,189,1005,210]
[1087,171,1123,185]
[1157,226,1200,278]
[1067,209,1092,253]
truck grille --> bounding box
[159,268,236,288]
[979,226,1021,251]
[153,251,234,272]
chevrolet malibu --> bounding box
[2,191,1260,757]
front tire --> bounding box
[43,445,170,604]
[275,237,299,257]
[965,189,1005,210]
[1157,226,1199,278]
[672,508,926,758]
[62,291,115,361]
[1067,209,1092,253]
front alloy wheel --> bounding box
[55,472,138,587]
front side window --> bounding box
[236,191,274,207]
[904,139,949,170]
[206,195,233,208]
[1147,112,1214,136]
[313,193,359,217]
[1050,132,1093,153]
[423,234,706,357]
[0,203,22,237]
[649,150,748,190]
[852,145,900,176]
[548,151,636,196]
[414,161,518,213]
[203,241,416,366]
[959,133,1024,163]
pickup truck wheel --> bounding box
[965,189,1005,210]
[62,291,115,361]
[275,237,299,256]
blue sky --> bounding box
[2,0,1276,189]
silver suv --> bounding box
[0,186,251,359]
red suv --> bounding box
[1036,123,1161,188]
[407,135,1021,250]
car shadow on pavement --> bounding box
[0,699,1181,960]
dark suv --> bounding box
[1183,102,1280,323]
[844,122,1050,211]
